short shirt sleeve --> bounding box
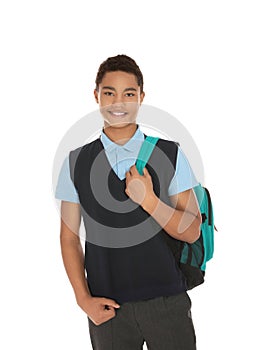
[55,156,80,203]
[168,147,199,196]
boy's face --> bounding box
[94,71,145,128]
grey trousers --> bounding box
[87,292,196,350]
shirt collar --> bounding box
[100,124,144,153]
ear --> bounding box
[140,91,145,105]
[94,89,99,104]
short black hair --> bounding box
[95,54,144,93]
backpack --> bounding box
[136,135,216,290]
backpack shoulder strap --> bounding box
[135,135,159,175]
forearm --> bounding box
[60,234,91,303]
[142,193,201,243]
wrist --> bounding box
[142,192,159,214]
[76,293,93,315]
[75,290,92,305]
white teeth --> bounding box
[110,112,126,116]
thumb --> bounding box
[143,167,149,176]
[102,298,120,309]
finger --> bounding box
[125,187,130,197]
[129,165,138,175]
[143,167,150,177]
[104,305,115,311]
[102,298,120,309]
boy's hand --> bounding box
[77,295,120,326]
[125,165,155,206]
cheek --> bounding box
[125,102,140,115]
[99,96,112,108]
[98,94,105,104]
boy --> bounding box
[55,54,201,349]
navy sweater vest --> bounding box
[69,135,187,304]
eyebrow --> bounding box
[102,86,137,92]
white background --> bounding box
[1,1,257,349]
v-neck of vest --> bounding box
[96,133,147,183]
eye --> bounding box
[125,93,135,97]
[104,91,114,96]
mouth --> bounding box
[108,111,128,117]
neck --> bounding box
[102,123,138,145]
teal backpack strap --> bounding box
[135,136,159,175]
[193,183,215,271]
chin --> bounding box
[103,117,137,129]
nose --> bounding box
[112,94,125,105]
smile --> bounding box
[108,111,128,117]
